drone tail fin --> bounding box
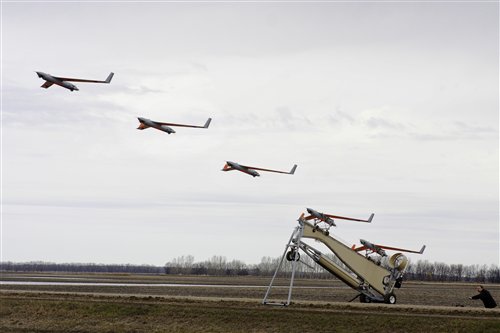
[203,118,212,128]
[105,72,114,83]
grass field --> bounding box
[1,273,499,332]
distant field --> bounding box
[1,273,499,332]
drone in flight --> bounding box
[36,71,114,91]
[222,161,297,177]
[137,117,212,134]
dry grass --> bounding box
[1,292,500,333]
[1,273,500,332]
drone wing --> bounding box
[352,244,425,254]
[41,81,54,89]
[352,245,368,252]
[221,163,235,171]
[375,244,426,254]
[53,72,114,83]
[324,213,374,223]
[155,118,212,129]
[241,164,297,175]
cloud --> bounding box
[365,116,405,130]
[2,2,498,266]
[452,121,497,137]
[407,121,498,142]
[327,109,355,126]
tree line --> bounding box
[2,257,499,283]
[0,261,164,274]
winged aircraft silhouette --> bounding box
[36,71,113,91]
[137,117,211,134]
[222,161,297,177]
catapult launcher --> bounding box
[262,208,425,306]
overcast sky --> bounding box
[2,1,498,267]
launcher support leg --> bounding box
[286,224,304,305]
[262,221,304,306]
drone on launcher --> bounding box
[304,207,374,234]
[263,207,426,306]
[353,239,426,257]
